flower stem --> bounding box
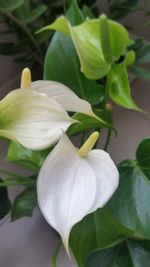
[51,241,61,267]
[104,129,112,151]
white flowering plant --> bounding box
[0,1,150,266]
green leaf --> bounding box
[67,112,114,136]
[6,141,50,172]
[108,62,141,111]
[86,240,150,267]
[136,44,150,64]
[44,33,105,105]
[109,0,140,20]
[41,14,129,79]
[22,5,47,24]
[136,138,150,178]
[0,179,11,219]
[109,138,150,239]
[82,5,94,19]
[44,2,105,105]
[11,185,37,221]
[125,50,136,66]
[0,0,24,12]
[86,243,133,267]
[127,240,150,267]
[70,207,133,267]
[66,0,84,25]
[131,66,150,81]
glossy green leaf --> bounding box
[70,207,133,267]
[67,113,101,136]
[136,138,150,178]
[67,112,114,136]
[6,141,50,172]
[66,0,84,24]
[44,2,105,105]
[0,179,11,219]
[87,240,150,267]
[127,240,150,267]
[44,13,105,104]
[0,0,24,11]
[44,33,105,105]
[42,14,129,79]
[109,138,150,239]
[108,62,141,111]
[86,243,133,267]
[11,185,37,221]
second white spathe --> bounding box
[37,133,119,256]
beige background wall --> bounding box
[0,1,149,266]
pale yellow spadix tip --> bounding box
[20,68,31,89]
[78,131,100,157]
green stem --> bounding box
[104,74,110,106]
[104,129,112,151]
[51,241,61,267]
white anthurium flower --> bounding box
[0,69,76,150]
[37,132,119,257]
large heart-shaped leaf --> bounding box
[109,138,150,239]
[44,33,104,105]
[86,243,133,267]
[44,1,105,105]
[70,207,133,267]
[136,138,150,178]
[86,240,150,267]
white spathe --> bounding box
[31,80,98,118]
[0,89,74,150]
[37,133,119,256]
